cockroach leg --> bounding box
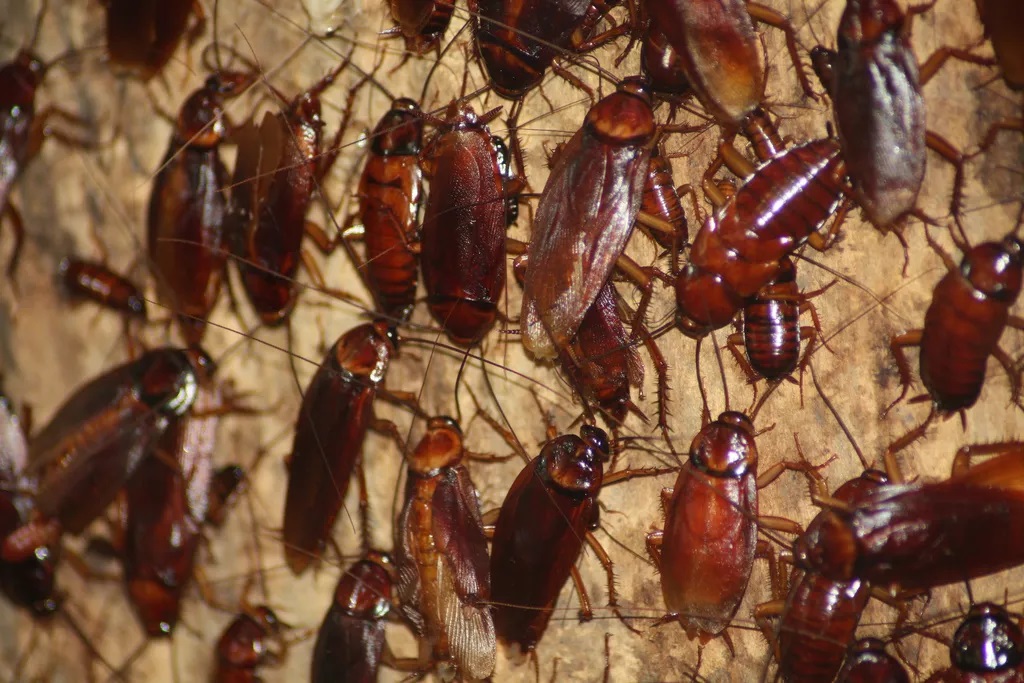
[745,3,819,100]
[882,329,924,417]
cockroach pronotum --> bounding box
[213,605,284,682]
[386,0,454,55]
[837,638,911,683]
[311,551,395,683]
[281,321,398,574]
[924,603,1024,681]
[520,79,656,359]
[420,101,520,346]
[395,417,495,680]
[58,258,147,319]
[104,0,204,80]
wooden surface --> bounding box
[0,0,1021,680]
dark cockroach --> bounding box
[675,139,846,336]
[205,464,245,527]
[58,258,146,319]
[794,443,1024,591]
[228,57,349,326]
[757,469,889,683]
[725,256,832,386]
[924,603,1024,682]
[213,605,284,682]
[520,80,656,359]
[838,638,911,683]
[311,551,394,683]
[641,0,815,128]
[420,101,520,346]
[349,98,424,321]
[975,0,1024,89]
[645,411,804,641]
[121,383,223,636]
[386,0,454,55]
[104,0,204,80]
[640,24,691,101]
[22,346,212,535]
[395,417,495,680]
[885,230,1023,451]
[282,321,397,574]
[147,70,251,344]
[0,396,58,616]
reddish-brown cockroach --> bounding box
[725,256,833,387]
[58,258,147,319]
[420,101,520,346]
[214,605,284,682]
[838,638,911,683]
[282,321,398,574]
[311,551,394,683]
[794,442,1024,591]
[395,417,494,680]
[490,424,668,652]
[639,144,688,261]
[975,0,1024,89]
[645,411,806,642]
[520,80,656,359]
[923,603,1024,682]
[22,346,212,535]
[386,0,454,55]
[885,229,1023,452]
[147,70,252,344]
[121,383,223,636]
[641,0,815,128]
[675,139,846,336]
[641,24,691,101]
[758,469,889,683]
[349,97,424,321]
[228,56,350,326]
[104,0,204,80]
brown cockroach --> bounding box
[58,258,147,319]
[213,605,284,682]
[147,69,252,344]
[395,417,495,680]
[838,638,911,683]
[104,0,204,80]
[645,411,806,642]
[205,464,245,527]
[757,469,889,683]
[675,138,846,336]
[520,79,656,359]
[639,144,688,262]
[975,0,1024,89]
[281,321,398,574]
[420,101,520,346]
[885,229,1023,454]
[640,23,691,102]
[227,55,350,327]
[794,442,1024,591]
[311,551,395,683]
[641,0,815,129]
[725,256,833,387]
[923,603,1024,682]
[386,0,454,55]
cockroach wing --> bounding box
[522,133,651,358]
[947,449,1024,492]
[394,489,426,636]
[432,467,495,679]
[311,610,385,683]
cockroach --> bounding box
[205,464,245,527]
[794,442,1024,591]
[758,469,889,683]
[639,144,688,260]
[311,551,394,683]
[924,603,1024,682]
[490,424,667,652]
[838,638,911,683]
[395,417,495,680]
[975,0,1024,89]
[281,321,397,574]
[58,258,146,319]
[147,70,251,344]
[675,139,846,337]
[228,56,350,326]
[22,346,212,535]
[104,0,204,80]
[520,80,656,359]
[640,24,691,101]
[641,0,815,128]
[386,0,454,55]
[351,97,424,321]
[885,230,1023,453]
[725,256,832,386]
[213,605,284,682]
[645,411,805,642]
[420,101,520,346]
[121,383,223,636]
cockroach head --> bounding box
[952,602,1024,673]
